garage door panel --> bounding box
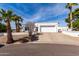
[41,27,56,32]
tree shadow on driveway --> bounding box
[14,36,29,43]
[31,34,39,41]
[0,44,4,48]
[14,34,39,43]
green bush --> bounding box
[0,23,6,32]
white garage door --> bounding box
[41,26,57,32]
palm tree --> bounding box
[65,3,78,30]
[12,14,23,32]
[65,12,75,28]
[0,17,2,23]
[73,8,79,19]
[0,17,2,32]
[0,9,14,44]
[72,8,79,30]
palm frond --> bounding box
[65,3,78,8]
[0,17,2,21]
[19,23,22,26]
[7,9,13,17]
[71,3,78,6]
[19,16,23,22]
[0,9,5,15]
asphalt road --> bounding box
[0,43,79,56]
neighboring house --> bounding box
[57,27,68,31]
[12,28,16,32]
[21,24,26,32]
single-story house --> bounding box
[35,22,58,32]
[21,22,68,33]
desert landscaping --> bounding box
[0,32,79,56]
[1,3,79,56]
[1,32,79,46]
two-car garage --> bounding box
[40,26,57,32]
[35,23,58,32]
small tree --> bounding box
[25,21,35,41]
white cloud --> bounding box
[23,4,68,23]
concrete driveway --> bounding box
[31,33,79,46]
[0,33,79,56]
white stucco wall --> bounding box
[57,27,68,31]
[0,32,28,36]
[62,31,79,37]
[35,22,58,32]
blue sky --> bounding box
[0,3,79,28]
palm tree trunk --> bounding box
[0,23,1,32]
[69,7,73,30]
[6,17,14,44]
[15,22,18,32]
[16,21,20,32]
